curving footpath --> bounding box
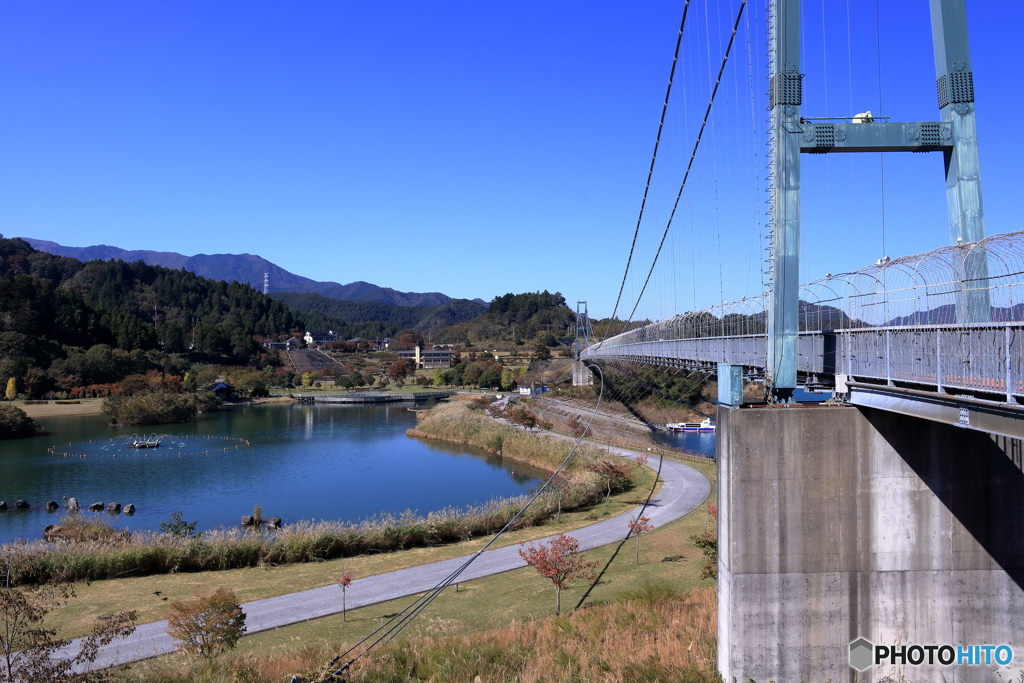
[62,443,711,672]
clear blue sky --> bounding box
[2,1,1021,318]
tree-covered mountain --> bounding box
[434,290,577,346]
[0,235,349,391]
[270,292,486,336]
[22,238,465,307]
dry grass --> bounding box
[114,585,718,683]
[411,400,615,473]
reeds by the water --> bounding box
[5,471,608,586]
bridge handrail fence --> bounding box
[584,232,1024,400]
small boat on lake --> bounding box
[665,418,716,433]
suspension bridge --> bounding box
[579,0,1024,680]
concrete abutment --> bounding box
[717,404,1024,681]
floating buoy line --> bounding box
[46,434,252,459]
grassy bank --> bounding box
[409,399,614,473]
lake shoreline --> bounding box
[16,395,296,419]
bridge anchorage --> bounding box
[582,0,1024,680]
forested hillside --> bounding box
[0,235,338,394]
[270,292,486,336]
[434,290,577,345]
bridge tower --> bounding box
[572,301,594,385]
[767,0,989,400]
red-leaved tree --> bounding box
[333,572,353,621]
[518,534,598,615]
[627,514,655,565]
[633,454,650,484]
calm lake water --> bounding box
[0,403,547,545]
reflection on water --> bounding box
[0,404,545,545]
[651,388,832,459]
[654,430,717,459]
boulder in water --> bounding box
[241,515,256,526]
[107,502,121,513]
[124,503,136,514]
[267,516,282,530]
[89,502,104,512]
[44,524,63,539]
[15,500,29,509]
[67,497,79,510]
[46,500,60,511]
[0,502,7,511]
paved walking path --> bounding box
[64,442,711,672]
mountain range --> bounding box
[21,238,477,308]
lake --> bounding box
[0,403,547,545]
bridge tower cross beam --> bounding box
[767,0,990,400]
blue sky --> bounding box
[2,1,1021,318]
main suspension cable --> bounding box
[624,0,748,326]
[605,0,692,337]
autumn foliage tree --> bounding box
[627,514,655,565]
[518,534,598,615]
[333,573,353,622]
[633,454,650,484]
[691,504,718,580]
[1,554,136,682]
[166,589,246,658]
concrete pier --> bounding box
[717,404,1024,682]
[571,360,593,386]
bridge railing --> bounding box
[582,322,1024,400]
[583,231,1024,399]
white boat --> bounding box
[665,418,716,433]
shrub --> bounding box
[159,511,200,539]
[102,391,220,426]
[0,405,37,439]
[167,588,246,658]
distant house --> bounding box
[398,345,453,369]
[263,338,296,350]
[304,330,338,346]
[348,337,392,351]
[203,380,235,401]
[518,382,548,395]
